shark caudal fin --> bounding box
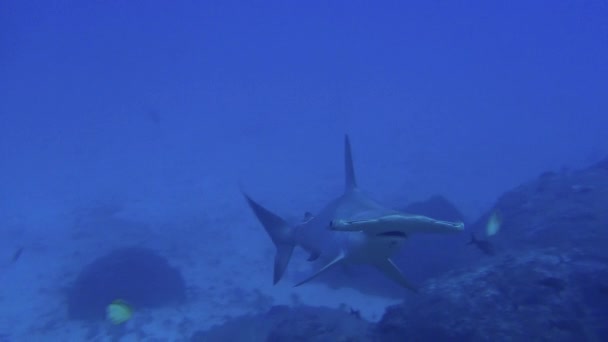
[242,192,295,285]
[344,134,358,192]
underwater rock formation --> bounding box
[67,247,187,321]
[375,248,608,341]
[193,248,608,341]
[471,155,608,256]
[376,158,608,341]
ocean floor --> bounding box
[4,155,608,341]
[0,177,405,341]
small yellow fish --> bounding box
[106,299,133,324]
[486,210,502,237]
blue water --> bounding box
[1,1,607,340]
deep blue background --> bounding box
[2,0,608,220]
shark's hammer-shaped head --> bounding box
[330,213,464,237]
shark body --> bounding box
[242,135,464,291]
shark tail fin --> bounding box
[344,134,358,192]
[242,192,295,285]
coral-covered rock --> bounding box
[375,249,608,341]
[67,247,187,320]
[471,160,608,256]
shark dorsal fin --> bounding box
[344,134,357,192]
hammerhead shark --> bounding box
[242,135,464,291]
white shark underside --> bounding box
[242,135,464,291]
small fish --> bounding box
[11,247,24,263]
[467,233,495,255]
[485,210,502,237]
[106,299,133,325]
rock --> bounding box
[471,161,608,256]
[375,249,608,341]
[67,247,187,321]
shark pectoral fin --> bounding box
[307,251,320,262]
[274,243,295,285]
[295,251,346,287]
[374,258,419,292]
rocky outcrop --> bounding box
[375,248,608,341]
[67,247,187,321]
[193,248,608,341]
[471,156,608,256]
